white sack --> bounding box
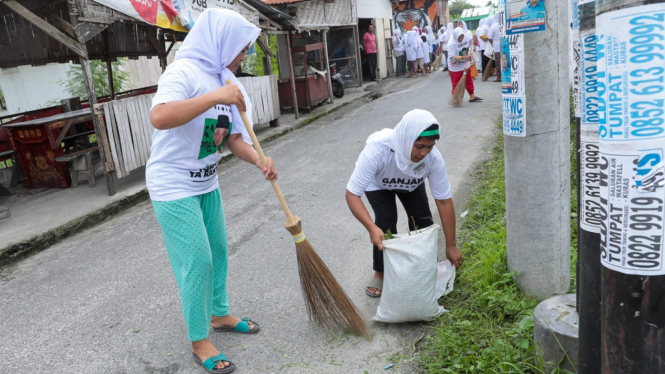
[373,225,446,323]
[435,260,456,299]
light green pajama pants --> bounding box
[152,188,229,342]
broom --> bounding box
[431,53,443,71]
[448,69,467,107]
[482,58,494,82]
[226,80,370,340]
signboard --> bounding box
[505,0,546,34]
[596,3,665,275]
[501,1,526,137]
[94,0,238,32]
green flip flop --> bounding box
[213,317,260,334]
[193,352,236,373]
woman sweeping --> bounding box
[447,27,482,103]
[148,9,277,373]
[345,109,463,297]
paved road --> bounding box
[0,73,501,374]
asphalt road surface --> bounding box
[0,72,501,373]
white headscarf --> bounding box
[459,20,472,39]
[486,14,495,29]
[366,109,440,177]
[438,26,446,39]
[412,26,419,34]
[175,9,260,80]
[405,30,417,48]
[448,26,465,50]
[425,26,436,44]
[174,9,260,124]
[392,29,404,52]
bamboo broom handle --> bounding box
[225,80,295,223]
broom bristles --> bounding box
[449,70,467,107]
[284,217,371,340]
[482,58,494,82]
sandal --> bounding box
[469,97,483,102]
[366,278,383,298]
[193,352,236,373]
[213,317,261,334]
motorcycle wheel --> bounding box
[332,81,345,98]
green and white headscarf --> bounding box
[365,109,440,177]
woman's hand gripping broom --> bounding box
[226,80,370,340]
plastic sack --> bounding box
[436,260,456,299]
[484,42,494,58]
[373,225,446,323]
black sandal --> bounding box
[469,97,483,102]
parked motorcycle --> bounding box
[329,63,345,98]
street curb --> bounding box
[0,93,372,269]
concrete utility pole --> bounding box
[595,0,665,372]
[576,1,602,372]
[504,0,570,298]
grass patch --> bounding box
[418,115,578,373]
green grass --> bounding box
[418,114,578,373]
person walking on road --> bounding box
[447,27,483,102]
[148,9,277,374]
[392,29,406,77]
[363,25,378,81]
[488,13,501,82]
[345,109,463,298]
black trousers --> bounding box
[395,54,406,76]
[481,51,490,73]
[366,53,377,81]
[365,184,434,272]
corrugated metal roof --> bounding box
[460,6,493,19]
[262,0,307,5]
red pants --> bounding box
[449,70,474,95]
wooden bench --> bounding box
[56,146,100,188]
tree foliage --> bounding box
[241,35,279,76]
[58,59,130,100]
[449,0,475,20]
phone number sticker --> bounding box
[599,145,665,275]
[580,134,602,233]
[596,4,665,142]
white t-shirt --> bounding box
[447,38,471,72]
[146,60,252,202]
[347,143,451,200]
[422,40,431,64]
[489,23,501,51]
[440,33,450,51]
[477,25,489,50]
[416,39,424,59]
